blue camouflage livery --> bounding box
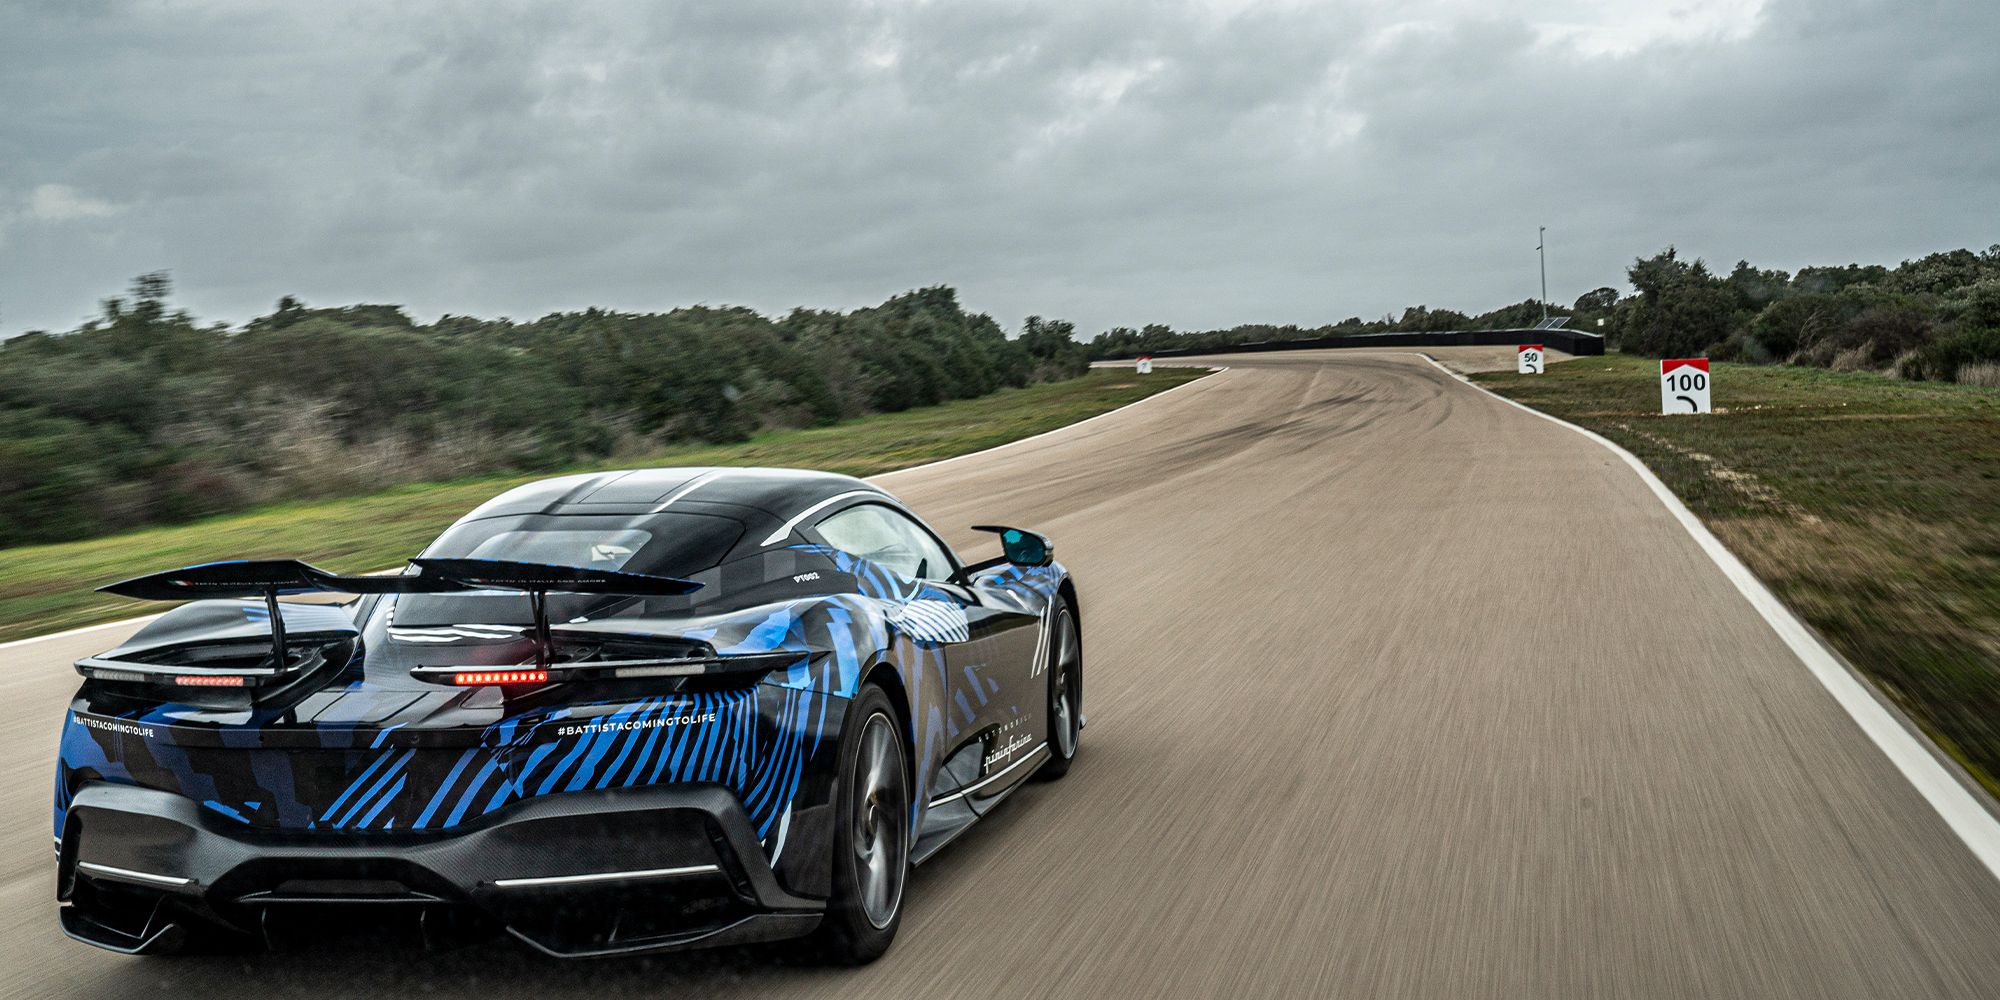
[56,546,1068,868]
[51,467,1078,958]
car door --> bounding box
[811,502,1042,814]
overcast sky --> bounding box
[1,0,1993,338]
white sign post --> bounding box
[1516,344,1545,374]
[1135,356,1153,374]
[1660,358,1712,414]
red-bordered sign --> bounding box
[1660,358,1712,414]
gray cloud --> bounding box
[2,0,1994,336]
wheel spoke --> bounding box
[862,727,890,793]
[1051,612,1081,759]
[851,712,907,929]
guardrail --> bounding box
[1103,328,1606,359]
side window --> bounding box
[814,504,954,581]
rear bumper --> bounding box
[57,781,822,958]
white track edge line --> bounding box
[2,365,1226,652]
[1416,351,2000,882]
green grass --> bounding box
[0,367,1207,643]
[1475,355,2000,793]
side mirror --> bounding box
[971,525,1052,567]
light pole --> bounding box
[1538,226,1549,322]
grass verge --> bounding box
[0,367,1206,643]
[1474,355,2000,794]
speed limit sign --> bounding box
[1660,358,1711,414]
[1517,345,1545,374]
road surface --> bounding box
[5,348,1999,998]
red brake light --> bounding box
[451,670,549,686]
[175,674,247,687]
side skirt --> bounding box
[910,744,1050,866]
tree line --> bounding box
[9,242,1994,548]
[0,280,1088,547]
[1090,243,2000,386]
[1616,246,2000,382]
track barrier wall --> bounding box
[1104,328,1606,359]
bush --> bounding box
[1897,328,2000,382]
[1622,249,1737,358]
[1945,279,2000,331]
[1747,293,1848,360]
[1796,305,1935,369]
[1958,362,2000,388]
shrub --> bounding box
[1945,279,2000,331]
[1796,306,1935,369]
[1897,328,2000,382]
[1747,293,1849,359]
[1621,248,1739,358]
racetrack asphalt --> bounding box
[5,347,2000,998]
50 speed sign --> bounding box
[1660,358,1711,414]
[1517,345,1544,374]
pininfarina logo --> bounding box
[984,733,1034,769]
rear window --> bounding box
[392,512,745,627]
[423,512,743,576]
[461,529,652,570]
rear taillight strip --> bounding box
[174,674,247,687]
[449,670,549,686]
[408,651,797,686]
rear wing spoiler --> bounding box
[92,558,704,679]
[97,558,702,601]
[97,558,440,601]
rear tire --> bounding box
[815,682,910,965]
[1039,604,1082,781]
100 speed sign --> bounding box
[1660,358,1711,414]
